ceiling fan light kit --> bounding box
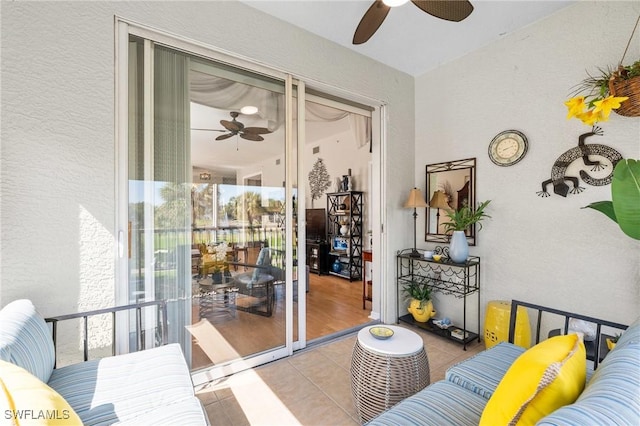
[383,0,409,7]
[240,105,258,115]
[353,0,474,45]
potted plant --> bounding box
[565,60,640,125]
[442,200,491,263]
[403,279,435,323]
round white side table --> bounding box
[350,325,430,423]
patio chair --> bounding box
[231,247,284,317]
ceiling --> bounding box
[239,0,574,76]
[193,1,575,175]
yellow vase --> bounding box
[407,299,436,323]
[484,300,532,349]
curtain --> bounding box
[190,72,371,148]
[154,45,192,355]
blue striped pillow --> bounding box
[537,342,640,425]
[0,299,55,383]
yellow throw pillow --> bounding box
[480,334,586,426]
[0,360,82,425]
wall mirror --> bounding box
[425,158,477,246]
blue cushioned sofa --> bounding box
[0,299,209,425]
[369,301,640,426]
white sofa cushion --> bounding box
[47,343,202,426]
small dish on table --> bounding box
[369,326,394,340]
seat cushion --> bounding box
[0,299,56,383]
[537,342,640,426]
[0,359,83,425]
[367,380,488,426]
[446,342,525,399]
[48,343,196,426]
[480,334,586,426]
[112,396,209,425]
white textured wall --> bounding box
[1,2,414,327]
[415,1,640,330]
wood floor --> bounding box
[189,272,372,371]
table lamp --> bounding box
[429,190,450,233]
[404,188,428,258]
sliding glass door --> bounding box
[121,28,301,382]
[118,19,380,384]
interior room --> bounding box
[1,1,639,425]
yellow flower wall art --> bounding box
[565,95,628,125]
[564,59,639,125]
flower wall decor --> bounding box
[564,16,640,124]
[563,63,640,125]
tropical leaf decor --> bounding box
[308,158,331,207]
[583,159,640,240]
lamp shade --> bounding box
[429,190,451,210]
[404,188,428,208]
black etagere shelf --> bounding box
[326,191,363,281]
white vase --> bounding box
[340,224,348,236]
[449,231,469,263]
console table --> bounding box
[396,247,481,350]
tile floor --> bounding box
[195,324,486,425]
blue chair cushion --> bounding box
[537,342,640,425]
[367,380,488,426]
[0,299,55,383]
[252,248,272,283]
[445,342,525,399]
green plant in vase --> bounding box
[442,200,492,233]
[442,200,491,263]
[403,279,435,323]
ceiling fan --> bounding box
[192,111,272,142]
[353,0,474,45]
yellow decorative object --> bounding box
[0,360,83,425]
[480,334,587,426]
[484,300,532,349]
[200,254,229,276]
[407,299,436,323]
[606,338,617,351]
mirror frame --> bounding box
[425,158,477,246]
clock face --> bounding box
[489,130,528,166]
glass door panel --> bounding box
[127,36,294,377]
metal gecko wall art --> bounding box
[537,126,623,198]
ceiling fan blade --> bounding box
[243,127,272,135]
[353,0,390,45]
[191,128,226,132]
[220,119,242,132]
[215,133,234,141]
[240,133,264,142]
[411,0,473,22]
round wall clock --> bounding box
[488,130,528,166]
